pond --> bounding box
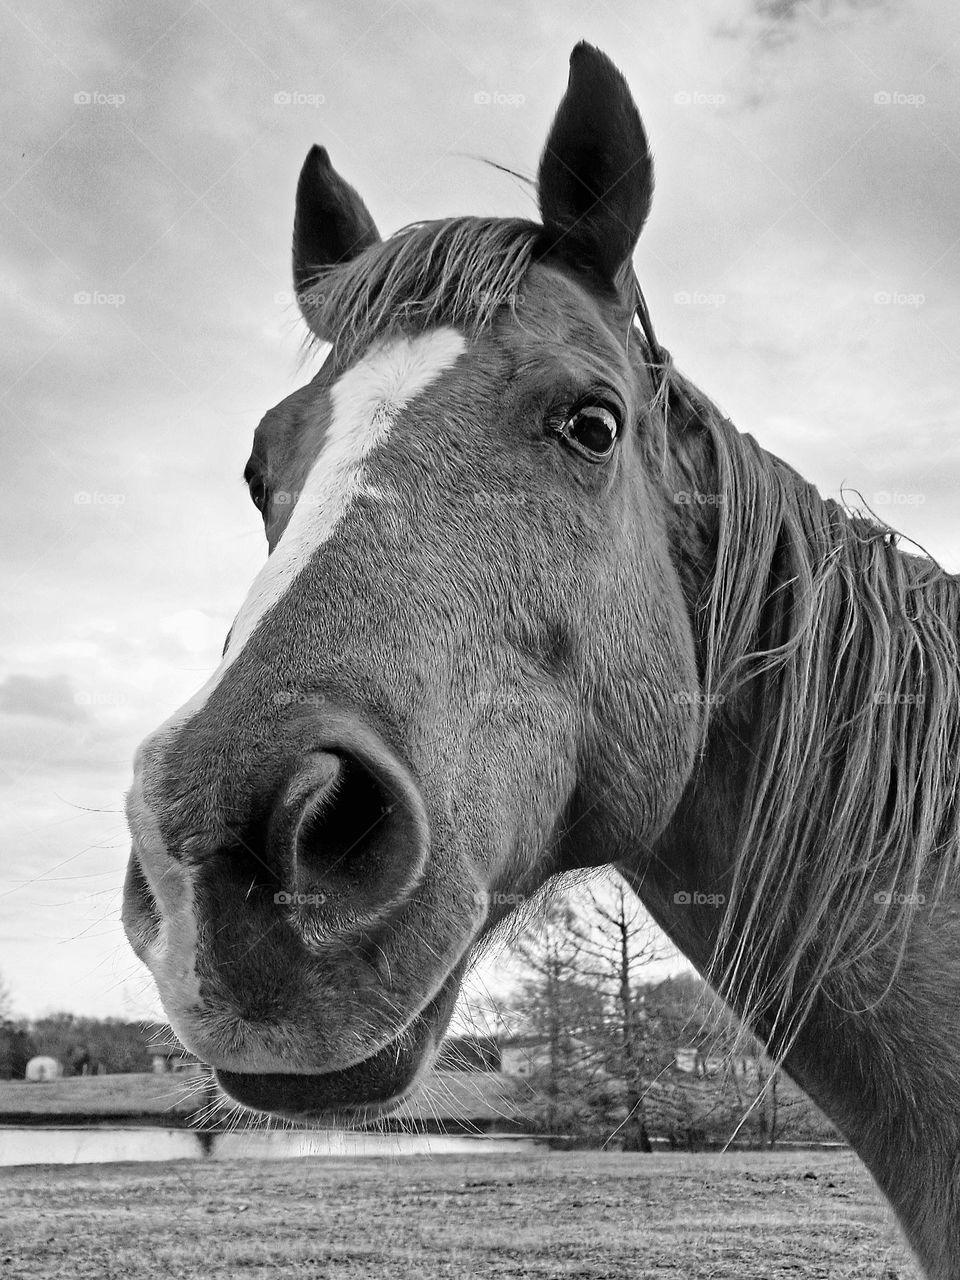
[0,1126,540,1166]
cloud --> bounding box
[0,673,87,723]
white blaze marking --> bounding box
[126,328,464,1060]
[140,327,465,747]
[229,326,464,658]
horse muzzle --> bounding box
[122,698,484,1112]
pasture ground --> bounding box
[1,1149,919,1279]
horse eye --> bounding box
[249,478,267,512]
[559,405,620,462]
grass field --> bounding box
[0,1150,919,1279]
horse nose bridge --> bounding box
[129,733,245,863]
[130,686,298,859]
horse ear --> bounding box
[537,43,653,289]
[293,145,380,331]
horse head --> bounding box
[123,44,705,1121]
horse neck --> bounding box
[627,379,960,1278]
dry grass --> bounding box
[0,1149,919,1278]
[0,1073,206,1119]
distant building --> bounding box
[674,1046,758,1078]
[729,1055,758,1079]
[501,1035,550,1077]
[150,1047,201,1074]
[675,1046,701,1075]
[25,1056,62,1083]
[499,1034,594,1078]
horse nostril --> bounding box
[284,747,422,914]
[121,851,162,960]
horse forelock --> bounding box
[299,216,542,365]
[663,365,960,1057]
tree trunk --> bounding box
[767,1066,779,1149]
[619,911,651,1151]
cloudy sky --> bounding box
[2,0,959,1019]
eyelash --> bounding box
[248,477,267,512]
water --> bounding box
[0,1126,540,1167]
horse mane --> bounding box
[300,217,541,365]
[661,367,960,1054]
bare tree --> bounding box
[506,897,830,1147]
[0,970,12,1021]
[754,1058,782,1148]
[568,875,664,1150]
[510,897,601,1132]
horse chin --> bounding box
[216,1027,431,1124]
[213,977,459,1124]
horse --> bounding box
[122,42,960,1278]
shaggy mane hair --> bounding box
[661,369,960,1053]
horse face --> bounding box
[122,43,701,1120]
